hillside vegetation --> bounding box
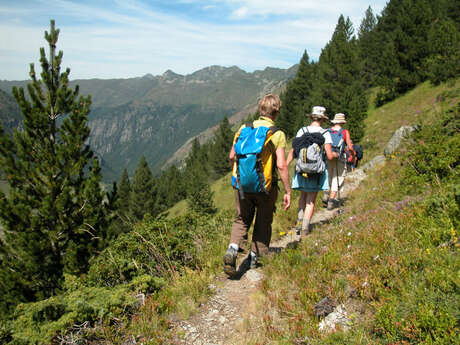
[241,83,459,344]
[1,1,459,343]
[139,79,459,344]
[2,79,456,345]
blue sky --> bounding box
[0,0,388,80]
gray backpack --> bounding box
[295,128,326,176]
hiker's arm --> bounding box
[229,145,236,169]
[286,148,294,165]
[276,147,291,210]
[324,143,336,160]
[345,130,354,153]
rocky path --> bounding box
[172,167,369,345]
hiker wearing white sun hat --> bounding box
[287,106,338,237]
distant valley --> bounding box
[0,65,296,182]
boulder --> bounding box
[318,304,351,333]
[384,125,417,156]
[361,155,386,172]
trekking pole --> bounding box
[335,159,340,205]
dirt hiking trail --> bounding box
[172,167,369,345]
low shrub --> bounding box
[402,102,459,187]
[87,214,202,288]
[8,275,153,344]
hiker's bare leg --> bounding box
[298,191,307,210]
[302,191,318,232]
[295,192,307,233]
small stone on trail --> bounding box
[245,269,264,282]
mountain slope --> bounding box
[86,65,296,180]
[0,65,297,181]
[0,89,21,132]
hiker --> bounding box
[346,144,363,172]
[322,113,355,210]
[287,106,336,237]
[223,94,291,277]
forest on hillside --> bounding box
[0,0,459,343]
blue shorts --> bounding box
[291,170,329,192]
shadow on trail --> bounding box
[228,256,252,280]
[268,203,349,256]
[227,202,350,281]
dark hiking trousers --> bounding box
[230,187,278,257]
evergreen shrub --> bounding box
[402,101,459,186]
[87,215,204,288]
[9,280,143,344]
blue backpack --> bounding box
[231,124,278,197]
[328,128,346,160]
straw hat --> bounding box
[331,113,346,124]
[309,106,328,120]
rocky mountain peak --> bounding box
[162,69,182,79]
[190,65,245,81]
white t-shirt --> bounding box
[296,125,332,145]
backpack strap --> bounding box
[269,126,280,188]
[255,126,279,194]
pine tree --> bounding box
[117,168,132,219]
[373,0,437,103]
[424,18,460,85]
[358,6,378,88]
[130,156,157,220]
[153,165,184,212]
[0,20,107,311]
[277,51,315,138]
[184,137,211,191]
[313,15,368,142]
[209,117,234,177]
[186,166,216,215]
[166,165,187,205]
[105,168,132,240]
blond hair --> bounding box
[258,94,281,118]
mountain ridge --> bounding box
[0,64,297,181]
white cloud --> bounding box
[0,0,388,80]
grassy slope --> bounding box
[362,80,459,162]
[237,81,460,344]
[153,80,459,344]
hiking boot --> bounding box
[300,225,311,239]
[223,247,238,277]
[249,254,259,269]
[240,252,259,271]
[327,199,339,210]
